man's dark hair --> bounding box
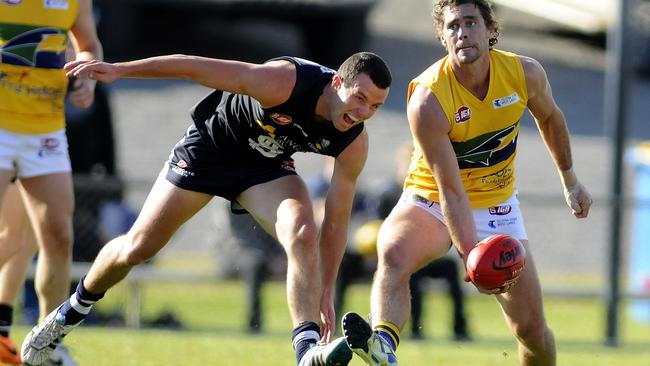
[338,52,392,89]
[432,0,500,47]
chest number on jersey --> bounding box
[249,136,284,158]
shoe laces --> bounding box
[369,333,395,357]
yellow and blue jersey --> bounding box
[405,49,528,208]
[0,0,78,134]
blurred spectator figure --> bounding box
[213,203,287,333]
[64,82,135,262]
[409,257,469,340]
[306,157,375,321]
[377,143,470,340]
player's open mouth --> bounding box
[343,113,359,125]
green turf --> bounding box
[13,281,650,365]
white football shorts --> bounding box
[0,128,71,178]
[398,189,528,242]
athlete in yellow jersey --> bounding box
[342,1,592,366]
[405,48,527,208]
[0,1,102,365]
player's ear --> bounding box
[332,74,343,90]
[439,37,447,49]
[487,26,497,40]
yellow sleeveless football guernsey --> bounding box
[405,49,528,208]
[0,0,78,134]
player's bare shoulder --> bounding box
[251,59,297,107]
[407,83,448,134]
[518,55,549,99]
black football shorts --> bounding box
[165,125,298,208]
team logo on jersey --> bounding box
[489,205,512,215]
[3,0,22,5]
[270,113,292,125]
[493,92,520,109]
[453,123,518,168]
[454,106,471,123]
[249,136,284,158]
[44,0,68,10]
[177,160,188,168]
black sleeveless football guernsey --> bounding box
[190,56,364,164]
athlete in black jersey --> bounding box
[21,53,391,366]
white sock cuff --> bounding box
[292,330,320,349]
[70,294,93,315]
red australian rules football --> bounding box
[466,234,526,291]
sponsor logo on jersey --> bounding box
[454,106,471,123]
[0,70,65,100]
[44,0,68,10]
[489,205,512,215]
[3,0,22,5]
[488,220,497,229]
[269,113,292,125]
[480,167,513,188]
[492,92,520,109]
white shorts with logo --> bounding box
[399,189,528,242]
[0,129,71,178]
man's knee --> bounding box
[118,233,158,266]
[512,319,553,349]
[278,218,318,260]
[377,244,414,282]
[39,222,73,257]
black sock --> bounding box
[58,278,105,325]
[0,303,13,337]
[291,322,320,365]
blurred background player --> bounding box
[213,202,287,333]
[306,156,374,328]
[372,143,470,341]
[0,0,103,364]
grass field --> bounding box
[13,280,650,365]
